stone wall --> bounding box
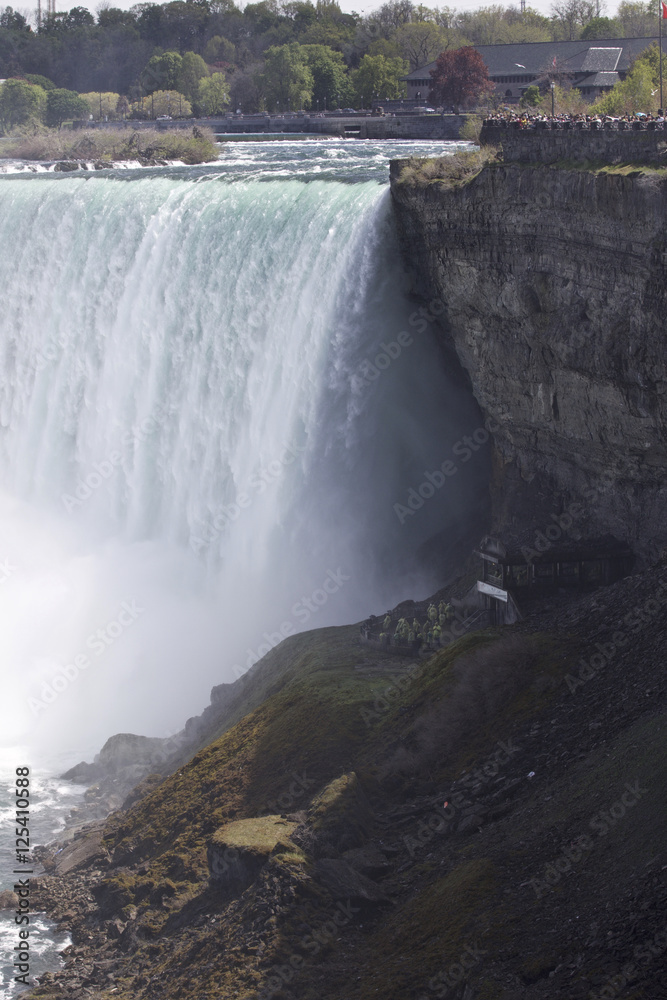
[480,124,667,166]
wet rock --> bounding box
[54,160,81,171]
[52,823,109,876]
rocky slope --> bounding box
[390,153,667,561]
[16,559,667,1000]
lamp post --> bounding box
[550,81,555,116]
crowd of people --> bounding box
[361,600,455,651]
[483,111,667,130]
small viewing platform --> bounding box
[361,536,634,657]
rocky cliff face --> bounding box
[390,158,667,560]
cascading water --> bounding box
[0,141,488,762]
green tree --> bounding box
[454,4,551,45]
[203,34,236,65]
[196,72,230,114]
[243,0,282,38]
[97,7,137,28]
[45,88,89,126]
[79,91,122,120]
[592,45,660,115]
[260,43,314,111]
[143,51,183,94]
[520,84,543,108]
[299,0,356,51]
[24,74,56,91]
[580,15,621,38]
[283,1,318,34]
[353,53,408,106]
[616,0,654,38]
[179,51,209,102]
[63,6,94,29]
[0,79,46,131]
[301,43,350,108]
[0,7,29,30]
[131,89,193,118]
[368,37,401,59]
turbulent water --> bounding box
[0,137,487,759]
[0,136,490,996]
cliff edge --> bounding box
[390,149,667,561]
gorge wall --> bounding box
[390,154,667,560]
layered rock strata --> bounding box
[390,158,667,558]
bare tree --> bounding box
[550,0,605,39]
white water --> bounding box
[0,142,487,761]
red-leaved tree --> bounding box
[429,46,494,110]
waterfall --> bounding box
[0,168,486,755]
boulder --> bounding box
[208,815,298,892]
[342,843,391,878]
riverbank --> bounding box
[0,127,219,166]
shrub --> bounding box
[0,126,219,165]
[459,114,482,143]
[395,148,496,188]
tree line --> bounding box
[0,0,661,126]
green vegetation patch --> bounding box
[0,126,219,165]
[394,149,498,189]
[211,815,298,854]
